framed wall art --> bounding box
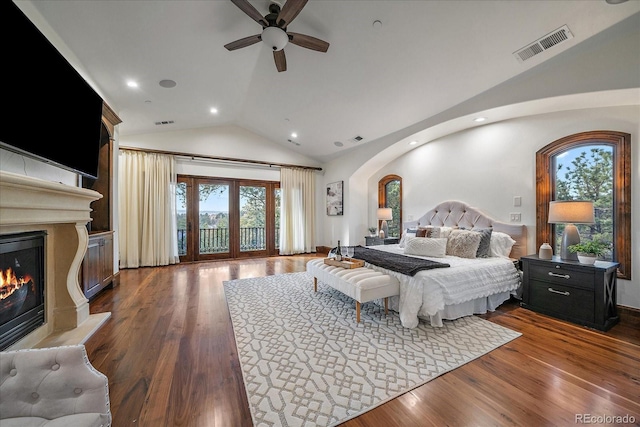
[326,181,343,216]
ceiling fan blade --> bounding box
[276,0,308,28]
[230,0,268,27]
[224,34,261,51]
[273,50,287,72]
[288,32,329,52]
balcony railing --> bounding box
[177,227,279,255]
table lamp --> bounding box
[377,208,393,239]
[548,200,595,261]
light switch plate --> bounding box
[514,196,522,207]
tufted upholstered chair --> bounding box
[0,344,111,427]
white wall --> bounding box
[363,105,639,309]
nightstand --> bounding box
[520,255,619,331]
[365,236,399,246]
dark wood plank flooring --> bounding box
[85,255,640,426]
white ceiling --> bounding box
[20,0,640,163]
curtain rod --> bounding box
[119,146,323,171]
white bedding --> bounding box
[363,244,521,328]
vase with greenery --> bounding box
[567,240,609,264]
[368,226,377,237]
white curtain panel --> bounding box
[118,150,179,268]
[280,167,316,255]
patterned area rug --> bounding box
[223,272,521,427]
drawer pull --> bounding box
[548,287,570,296]
[548,272,570,279]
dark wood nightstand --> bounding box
[520,255,619,331]
[364,236,399,246]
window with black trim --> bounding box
[378,175,402,238]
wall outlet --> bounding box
[510,213,521,222]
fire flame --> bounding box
[0,267,33,300]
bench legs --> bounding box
[312,274,391,323]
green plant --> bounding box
[567,240,609,257]
[368,226,377,234]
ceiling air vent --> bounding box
[154,120,175,126]
[513,25,573,63]
[348,135,364,144]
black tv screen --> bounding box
[0,1,104,179]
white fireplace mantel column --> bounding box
[0,170,111,349]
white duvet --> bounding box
[363,244,521,328]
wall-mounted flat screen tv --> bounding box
[0,1,104,179]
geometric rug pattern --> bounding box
[223,272,521,427]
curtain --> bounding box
[280,167,316,255]
[119,150,179,268]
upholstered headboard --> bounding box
[402,200,527,260]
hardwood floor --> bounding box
[85,255,640,426]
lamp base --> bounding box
[381,220,389,239]
[560,223,580,261]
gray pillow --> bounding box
[472,227,493,258]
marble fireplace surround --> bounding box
[0,171,111,350]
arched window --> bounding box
[378,175,402,238]
[536,131,631,279]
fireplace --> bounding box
[0,170,111,350]
[0,231,46,350]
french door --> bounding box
[176,176,280,262]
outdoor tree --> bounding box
[555,146,613,257]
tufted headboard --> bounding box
[402,200,527,260]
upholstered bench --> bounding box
[306,258,400,323]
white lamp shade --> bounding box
[377,208,393,220]
[261,27,288,51]
[548,200,595,224]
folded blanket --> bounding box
[349,245,450,276]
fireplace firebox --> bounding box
[0,231,46,350]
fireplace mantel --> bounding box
[0,170,111,349]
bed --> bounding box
[358,200,527,328]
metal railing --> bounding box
[178,227,279,255]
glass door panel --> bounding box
[199,183,230,255]
[239,185,266,253]
[274,187,281,251]
[176,181,188,257]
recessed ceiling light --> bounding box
[210,107,218,114]
[291,132,298,138]
[126,81,138,88]
[409,140,418,146]
[474,117,487,122]
[159,79,177,88]
[334,141,344,147]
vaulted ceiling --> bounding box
[21,0,640,162]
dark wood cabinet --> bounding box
[520,255,619,331]
[81,231,114,300]
[365,236,400,246]
[80,103,121,299]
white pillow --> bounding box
[398,230,417,248]
[490,231,516,257]
[404,237,448,258]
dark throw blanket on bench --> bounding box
[347,245,450,276]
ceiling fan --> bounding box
[224,0,329,72]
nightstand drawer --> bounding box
[527,263,594,290]
[528,279,594,323]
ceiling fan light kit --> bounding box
[261,26,288,51]
[225,0,329,72]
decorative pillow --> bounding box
[446,229,482,259]
[398,228,417,248]
[404,237,447,258]
[415,226,433,238]
[472,227,493,258]
[490,231,516,258]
